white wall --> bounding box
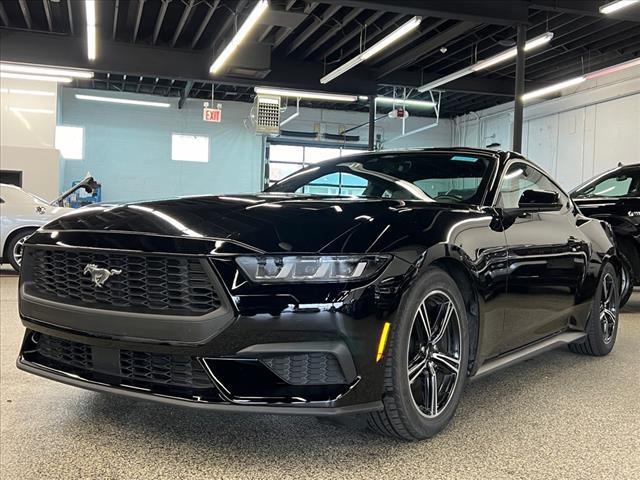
[0,77,61,199]
[453,64,640,190]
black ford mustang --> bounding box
[571,163,640,307]
[17,148,620,440]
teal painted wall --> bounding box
[59,88,264,202]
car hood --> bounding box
[43,193,461,253]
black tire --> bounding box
[618,251,634,308]
[569,263,619,356]
[6,229,36,272]
[367,266,469,441]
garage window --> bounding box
[55,125,84,160]
[267,143,366,186]
[171,134,209,163]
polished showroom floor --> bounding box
[1,265,639,480]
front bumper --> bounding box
[17,236,413,414]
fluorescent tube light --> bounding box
[0,72,72,83]
[4,88,55,96]
[210,0,269,74]
[321,16,421,84]
[0,63,93,78]
[584,57,640,80]
[418,32,554,92]
[522,57,640,101]
[472,32,554,71]
[376,96,436,107]
[9,107,55,114]
[254,87,357,102]
[86,0,96,60]
[75,94,171,108]
[599,0,639,14]
[522,76,586,101]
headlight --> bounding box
[235,255,391,283]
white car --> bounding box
[0,176,97,271]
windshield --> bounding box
[572,167,640,199]
[267,152,494,205]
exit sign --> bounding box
[203,108,222,123]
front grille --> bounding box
[261,353,346,385]
[33,333,213,390]
[120,350,212,388]
[26,248,221,316]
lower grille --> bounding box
[261,353,346,385]
[32,333,213,391]
[25,248,222,316]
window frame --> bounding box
[493,159,572,213]
[171,132,210,163]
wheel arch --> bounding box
[2,225,39,261]
[426,255,480,374]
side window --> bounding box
[498,163,568,210]
[296,172,368,197]
[590,175,633,197]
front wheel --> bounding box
[618,252,634,308]
[7,229,36,272]
[368,267,469,440]
[569,263,619,356]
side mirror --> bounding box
[518,189,562,211]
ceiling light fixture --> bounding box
[522,57,640,101]
[418,32,554,92]
[210,0,269,74]
[599,0,640,14]
[0,72,73,83]
[3,88,56,96]
[254,86,358,102]
[0,63,93,78]
[85,0,97,60]
[376,96,436,107]
[320,16,422,84]
[75,94,171,108]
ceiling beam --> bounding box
[299,7,363,59]
[153,0,171,45]
[530,1,640,22]
[209,0,247,49]
[0,28,377,95]
[66,0,74,35]
[42,0,53,31]
[315,11,386,60]
[285,5,341,55]
[318,0,530,25]
[0,3,10,27]
[132,0,145,43]
[18,0,32,29]
[190,0,218,49]
[376,21,479,79]
[112,0,120,39]
[179,80,194,108]
[171,0,195,47]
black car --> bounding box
[17,148,620,441]
[571,163,640,307]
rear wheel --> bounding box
[569,263,619,356]
[367,267,469,440]
[6,229,36,272]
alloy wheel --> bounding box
[12,235,28,266]
[620,265,630,301]
[407,290,461,418]
[600,273,617,344]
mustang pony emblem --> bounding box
[83,264,122,288]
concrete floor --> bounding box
[1,265,639,480]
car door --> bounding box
[496,162,589,353]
